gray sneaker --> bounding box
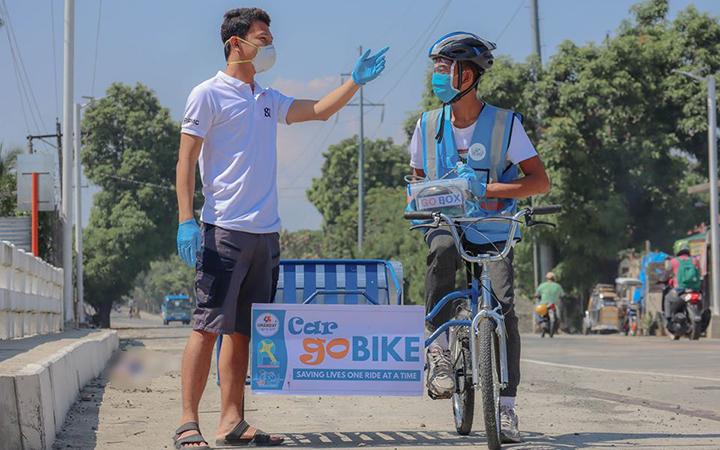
[426,346,455,398]
[500,405,521,443]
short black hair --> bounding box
[221,8,271,60]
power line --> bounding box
[283,120,339,189]
[91,0,103,97]
[376,0,452,104]
[95,173,175,191]
[366,0,422,50]
[496,0,526,43]
[377,0,452,80]
[50,0,59,118]
[1,0,49,134]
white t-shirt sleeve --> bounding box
[409,118,423,170]
[270,89,295,125]
[506,116,538,165]
[181,86,215,139]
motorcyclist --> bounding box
[663,243,700,327]
[534,272,563,330]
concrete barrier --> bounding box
[0,329,118,450]
[0,241,64,340]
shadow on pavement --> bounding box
[512,431,720,449]
[244,430,720,449]
[51,374,106,450]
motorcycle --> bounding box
[535,302,558,338]
[620,302,641,336]
[667,289,708,340]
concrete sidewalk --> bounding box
[0,328,118,450]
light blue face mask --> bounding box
[432,72,459,103]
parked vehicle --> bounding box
[616,278,643,336]
[582,284,620,334]
[535,302,558,338]
[162,295,193,326]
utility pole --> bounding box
[62,0,75,325]
[25,123,63,268]
[341,49,386,254]
[709,74,720,319]
[359,45,365,253]
[530,0,542,63]
[530,0,541,290]
[73,103,83,325]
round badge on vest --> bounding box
[469,143,487,161]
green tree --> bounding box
[306,136,409,258]
[81,82,182,327]
[129,254,195,313]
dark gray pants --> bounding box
[425,227,521,397]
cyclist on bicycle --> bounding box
[407,32,550,443]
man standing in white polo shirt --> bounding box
[173,8,388,449]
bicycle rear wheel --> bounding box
[478,319,501,450]
[451,336,474,435]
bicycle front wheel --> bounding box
[451,337,474,435]
[479,319,501,450]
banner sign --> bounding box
[251,304,425,396]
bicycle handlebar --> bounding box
[403,211,435,221]
[403,205,563,264]
[530,205,562,215]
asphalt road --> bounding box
[53,312,720,450]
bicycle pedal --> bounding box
[427,388,454,400]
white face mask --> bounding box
[225,36,276,73]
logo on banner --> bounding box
[255,313,280,337]
[257,339,280,368]
[469,143,486,161]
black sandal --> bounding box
[215,420,284,447]
[174,422,212,449]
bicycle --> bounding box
[404,205,561,449]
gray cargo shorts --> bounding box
[193,223,280,336]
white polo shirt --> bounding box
[181,71,294,233]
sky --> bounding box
[1,0,719,230]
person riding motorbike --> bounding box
[406,32,550,443]
[663,244,700,324]
[534,272,563,334]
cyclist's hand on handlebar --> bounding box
[457,164,486,198]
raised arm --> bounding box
[286,47,388,124]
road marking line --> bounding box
[521,358,720,383]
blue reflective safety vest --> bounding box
[420,103,521,245]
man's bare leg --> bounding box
[216,333,249,439]
[214,333,284,444]
[177,329,217,447]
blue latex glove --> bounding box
[352,47,389,85]
[177,219,201,266]
[457,164,487,198]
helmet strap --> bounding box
[435,63,481,144]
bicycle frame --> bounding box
[423,210,529,391]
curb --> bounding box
[0,330,119,450]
